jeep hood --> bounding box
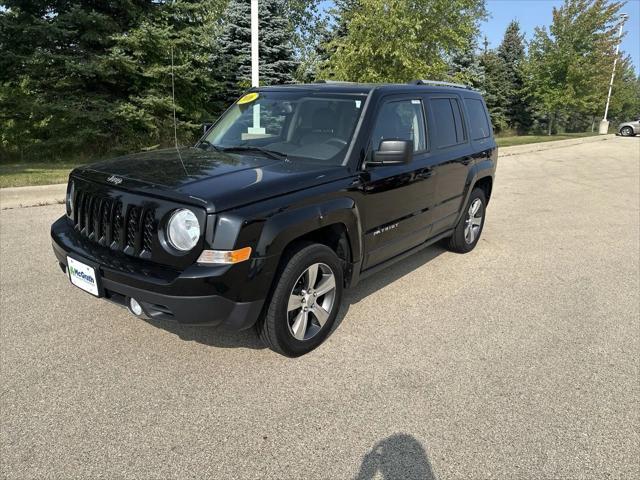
[74,147,350,213]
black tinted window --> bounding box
[451,98,467,143]
[371,100,426,152]
[465,98,491,140]
[431,98,458,148]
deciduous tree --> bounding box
[324,0,487,83]
[526,0,626,134]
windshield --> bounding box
[202,91,367,165]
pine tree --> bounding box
[497,21,531,132]
[479,49,510,132]
[218,0,298,100]
[448,39,485,90]
[0,0,154,160]
[0,0,226,160]
[107,0,225,147]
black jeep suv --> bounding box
[51,80,497,356]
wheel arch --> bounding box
[456,160,495,226]
[255,197,363,286]
[473,176,493,204]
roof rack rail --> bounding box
[315,80,358,84]
[409,79,471,90]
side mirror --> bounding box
[371,140,413,166]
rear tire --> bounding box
[257,243,343,357]
[447,188,486,254]
[620,126,634,137]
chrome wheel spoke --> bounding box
[288,294,303,312]
[306,264,319,289]
[287,262,337,341]
[470,199,481,216]
[464,198,483,244]
[311,305,329,326]
[290,310,309,340]
[315,275,336,297]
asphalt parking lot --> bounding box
[1,137,639,479]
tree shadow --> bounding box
[144,243,446,350]
[355,434,437,480]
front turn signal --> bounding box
[197,247,252,265]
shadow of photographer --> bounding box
[355,434,437,480]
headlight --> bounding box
[66,181,74,216]
[166,209,200,251]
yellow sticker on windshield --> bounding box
[237,92,259,105]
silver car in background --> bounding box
[618,117,640,136]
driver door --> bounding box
[358,96,438,270]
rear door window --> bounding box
[464,98,492,140]
[430,98,463,148]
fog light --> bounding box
[128,297,143,316]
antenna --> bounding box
[170,44,188,175]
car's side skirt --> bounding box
[358,229,454,282]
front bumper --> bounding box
[51,216,269,329]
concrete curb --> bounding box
[0,183,67,210]
[499,134,616,157]
[0,134,620,210]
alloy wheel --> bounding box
[464,198,483,244]
[286,263,337,341]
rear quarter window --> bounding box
[465,98,492,140]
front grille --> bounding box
[126,206,140,249]
[142,210,154,252]
[71,188,156,258]
[113,203,123,245]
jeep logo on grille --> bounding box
[107,175,123,185]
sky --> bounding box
[481,0,640,73]
[318,0,640,74]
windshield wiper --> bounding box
[220,145,288,161]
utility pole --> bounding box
[248,0,265,135]
[599,13,627,134]
[251,0,259,88]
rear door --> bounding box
[358,96,437,269]
[424,94,474,234]
[462,95,496,168]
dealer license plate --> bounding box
[67,256,99,297]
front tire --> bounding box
[447,188,486,253]
[257,243,343,357]
[620,126,634,137]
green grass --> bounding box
[495,132,599,148]
[0,162,82,188]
